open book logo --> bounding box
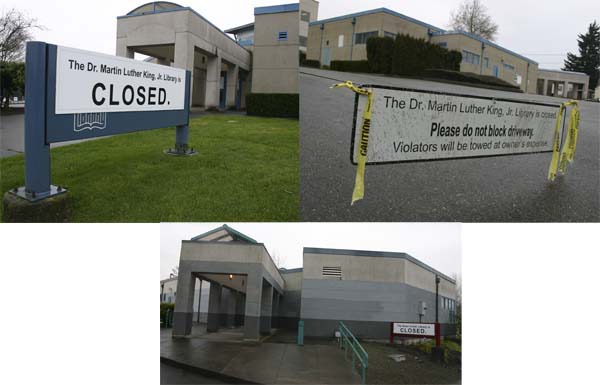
[73,113,107,132]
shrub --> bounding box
[421,69,522,91]
[366,36,394,74]
[367,34,462,76]
[301,59,321,68]
[330,60,371,73]
[246,93,299,118]
[160,302,175,327]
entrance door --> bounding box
[219,71,227,109]
[493,65,499,78]
[321,47,330,66]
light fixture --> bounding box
[229,274,233,280]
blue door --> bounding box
[237,77,243,110]
[321,47,330,66]
[219,71,227,109]
[493,65,499,78]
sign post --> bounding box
[8,41,195,205]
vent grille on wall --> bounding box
[322,266,342,278]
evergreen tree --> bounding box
[563,21,600,93]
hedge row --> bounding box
[301,59,321,68]
[367,35,462,75]
[160,302,174,327]
[421,69,522,91]
[246,93,299,118]
[330,60,371,73]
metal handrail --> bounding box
[338,322,368,385]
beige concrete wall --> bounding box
[430,34,538,94]
[252,10,299,93]
[300,0,319,50]
[306,11,433,63]
[180,241,285,289]
[403,260,455,298]
[117,10,250,69]
[281,270,303,290]
[303,251,456,298]
[180,241,263,263]
[537,69,589,98]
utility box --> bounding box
[297,320,304,346]
[419,301,427,316]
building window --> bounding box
[354,31,378,45]
[437,42,447,48]
[462,50,480,65]
[503,62,515,71]
[278,31,288,41]
[384,31,397,39]
[322,266,342,279]
[338,34,344,48]
[484,57,489,68]
[301,11,310,22]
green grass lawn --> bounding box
[1,115,298,222]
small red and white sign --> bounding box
[392,322,435,337]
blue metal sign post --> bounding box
[9,41,195,203]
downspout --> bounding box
[480,42,485,75]
[525,62,530,93]
[319,24,324,64]
[350,17,356,61]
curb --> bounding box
[160,356,261,384]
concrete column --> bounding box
[174,33,195,106]
[207,282,222,332]
[116,38,134,58]
[196,279,202,323]
[542,79,548,96]
[243,273,263,340]
[226,64,238,109]
[157,57,171,66]
[173,271,196,337]
[582,82,589,100]
[205,52,221,109]
[260,282,273,335]
[223,288,236,328]
[271,291,280,329]
[235,293,245,326]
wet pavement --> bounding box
[160,325,361,384]
[299,68,600,222]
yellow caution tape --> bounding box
[332,81,373,204]
[548,100,580,181]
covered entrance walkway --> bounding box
[116,2,252,109]
[173,225,284,340]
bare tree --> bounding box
[448,0,498,41]
[0,8,44,63]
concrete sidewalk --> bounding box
[161,329,361,384]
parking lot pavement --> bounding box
[0,110,109,158]
[300,68,600,222]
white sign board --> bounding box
[352,86,560,164]
[55,46,186,114]
[393,322,435,337]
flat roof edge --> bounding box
[538,68,589,76]
[303,247,456,283]
[255,3,299,16]
[309,7,444,33]
[432,30,538,65]
[117,7,247,51]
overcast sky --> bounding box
[11,0,594,70]
[317,0,597,70]
[160,223,461,281]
